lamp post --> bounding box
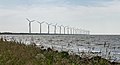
[37,21,45,34]
[26,18,35,33]
[46,22,52,34]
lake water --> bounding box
[0,34,120,62]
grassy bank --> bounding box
[0,38,120,65]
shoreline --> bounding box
[0,39,120,65]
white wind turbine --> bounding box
[73,27,76,34]
[62,26,67,34]
[46,22,52,34]
[76,28,80,34]
[26,18,35,33]
[66,26,70,34]
[37,21,45,34]
[87,30,90,35]
[52,23,57,34]
[88,30,90,35]
[70,27,73,34]
[58,25,63,34]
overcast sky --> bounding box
[0,0,120,34]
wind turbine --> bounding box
[87,30,90,35]
[62,26,67,34]
[85,30,88,34]
[81,29,84,34]
[37,21,45,34]
[77,28,80,34]
[66,26,70,34]
[79,28,82,34]
[26,18,35,33]
[76,28,79,34]
[85,30,87,34]
[78,29,81,34]
[83,30,86,34]
[46,22,52,34]
[75,28,79,34]
[52,24,57,34]
[73,28,76,34]
[58,25,63,34]
[70,27,73,34]
[72,27,75,34]
[88,30,90,35]
[80,29,84,34]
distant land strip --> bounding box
[0,33,87,35]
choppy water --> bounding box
[0,34,120,62]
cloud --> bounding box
[0,0,118,8]
[0,0,120,34]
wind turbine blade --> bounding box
[49,23,52,25]
[31,20,35,22]
[26,18,30,22]
[41,21,45,23]
[37,21,40,23]
[45,22,48,24]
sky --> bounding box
[0,0,120,34]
